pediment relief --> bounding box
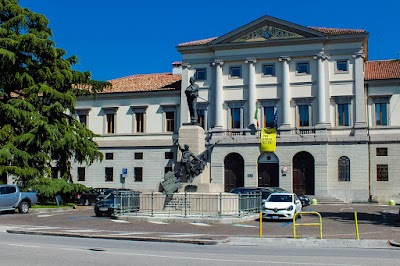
[233,25,304,43]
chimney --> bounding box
[172,61,182,75]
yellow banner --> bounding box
[260,128,277,152]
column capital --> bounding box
[313,51,331,61]
[211,60,224,66]
[279,56,291,62]
[245,58,257,64]
[352,52,365,59]
[182,63,191,69]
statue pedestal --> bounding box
[178,125,222,192]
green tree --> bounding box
[0,0,110,186]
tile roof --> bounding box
[103,73,182,94]
[308,27,366,35]
[177,27,366,47]
[365,60,400,81]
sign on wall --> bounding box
[260,128,277,152]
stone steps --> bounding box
[306,195,347,204]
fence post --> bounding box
[219,192,222,217]
[184,192,187,217]
[151,192,154,217]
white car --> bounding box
[262,192,302,220]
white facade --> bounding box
[73,15,400,204]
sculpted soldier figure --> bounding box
[185,76,199,124]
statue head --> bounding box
[189,76,196,84]
[184,144,189,150]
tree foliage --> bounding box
[0,0,110,186]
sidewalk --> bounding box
[5,226,400,249]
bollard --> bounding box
[354,212,360,240]
[388,199,396,206]
[311,199,318,205]
[259,211,263,238]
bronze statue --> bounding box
[185,76,199,124]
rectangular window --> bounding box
[78,115,87,127]
[165,111,175,132]
[195,68,207,80]
[135,112,144,133]
[134,152,143,160]
[230,107,241,129]
[375,103,387,126]
[337,103,350,126]
[298,105,311,127]
[262,64,275,76]
[377,164,388,181]
[229,66,242,78]
[296,62,309,75]
[336,60,348,72]
[105,153,113,160]
[105,167,113,182]
[165,152,174,159]
[106,114,115,133]
[376,148,388,156]
[263,106,275,128]
[77,167,85,181]
[134,167,143,182]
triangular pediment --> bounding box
[210,15,326,45]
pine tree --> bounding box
[0,0,110,186]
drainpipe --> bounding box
[366,83,372,202]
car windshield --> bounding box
[267,194,293,202]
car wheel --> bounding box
[18,201,30,214]
[84,198,90,206]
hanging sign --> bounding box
[260,128,277,152]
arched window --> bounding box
[338,156,350,181]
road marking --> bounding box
[162,233,206,237]
[37,214,53,218]
[188,222,211,226]
[339,207,354,211]
[9,244,38,248]
[232,224,258,228]
[110,219,130,223]
[149,221,169,225]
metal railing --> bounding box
[113,192,262,218]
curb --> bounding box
[388,240,400,247]
[30,206,76,213]
[6,229,220,245]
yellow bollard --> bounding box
[259,211,263,238]
[389,199,396,206]
[311,199,318,205]
[354,212,360,240]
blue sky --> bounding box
[19,0,400,81]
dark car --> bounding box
[94,189,140,217]
[75,187,109,206]
[298,195,311,207]
[230,187,275,203]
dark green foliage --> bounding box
[27,177,88,203]
[0,0,110,186]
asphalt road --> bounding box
[0,204,399,242]
[1,231,400,266]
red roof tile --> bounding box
[103,73,182,93]
[177,27,366,47]
[308,27,366,35]
[365,60,400,81]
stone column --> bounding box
[279,56,291,132]
[245,58,257,126]
[180,63,192,125]
[211,60,224,128]
[313,51,331,131]
[353,52,367,134]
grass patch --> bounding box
[32,202,77,209]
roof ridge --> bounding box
[109,72,175,82]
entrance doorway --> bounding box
[224,153,244,192]
[292,151,315,195]
[258,153,279,187]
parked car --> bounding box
[298,195,311,207]
[262,192,302,220]
[75,187,110,206]
[230,187,275,203]
[0,185,38,214]
[94,189,140,217]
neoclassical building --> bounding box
[72,15,400,203]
